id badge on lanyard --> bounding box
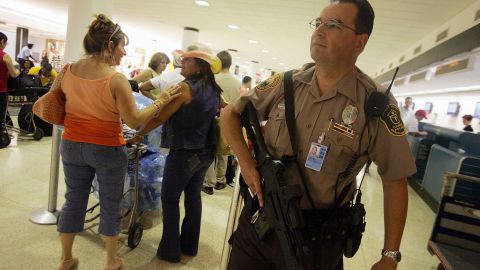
[305,142,328,172]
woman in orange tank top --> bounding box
[56,14,180,270]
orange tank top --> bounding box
[61,65,125,146]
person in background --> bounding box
[139,50,185,100]
[222,1,415,269]
[133,52,170,84]
[20,60,33,75]
[202,50,241,194]
[239,75,252,96]
[132,43,222,263]
[41,55,50,65]
[55,14,180,270]
[17,43,37,67]
[399,96,413,123]
[28,61,58,87]
[0,32,20,141]
[405,109,428,136]
[462,114,473,132]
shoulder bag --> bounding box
[32,64,69,125]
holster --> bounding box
[303,201,366,259]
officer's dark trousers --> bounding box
[227,208,344,270]
[158,148,215,262]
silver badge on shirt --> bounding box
[342,105,358,125]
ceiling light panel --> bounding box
[195,1,209,7]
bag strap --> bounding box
[283,70,316,210]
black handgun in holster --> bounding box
[240,102,309,270]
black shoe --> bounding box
[202,186,214,195]
[214,182,227,190]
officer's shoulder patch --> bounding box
[256,73,281,92]
[380,104,407,136]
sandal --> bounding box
[58,257,79,270]
[104,257,124,270]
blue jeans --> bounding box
[57,139,127,236]
[158,147,215,262]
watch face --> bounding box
[396,252,402,262]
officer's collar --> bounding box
[292,63,315,84]
[335,67,358,103]
[303,66,359,102]
[293,64,360,103]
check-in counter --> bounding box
[407,134,434,183]
[422,145,480,205]
[412,124,480,209]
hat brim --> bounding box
[180,50,222,74]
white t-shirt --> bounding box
[404,114,419,133]
[215,72,241,104]
[400,106,413,123]
[150,68,184,90]
[17,46,31,59]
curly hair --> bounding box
[83,14,129,64]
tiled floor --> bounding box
[0,132,440,269]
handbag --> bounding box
[32,64,69,125]
[215,117,234,156]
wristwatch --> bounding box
[381,249,401,262]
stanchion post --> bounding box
[220,167,244,270]
[29,124,61,225]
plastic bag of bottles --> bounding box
[92,150,167,212]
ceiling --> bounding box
[0,0,477,76]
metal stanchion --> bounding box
[29,124,61,225]
[220,167,244,270]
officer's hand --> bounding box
[371,257,397,270]
[241,161,263,207]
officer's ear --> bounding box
[354,34,369,54]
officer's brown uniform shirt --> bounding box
[234,63,416,209]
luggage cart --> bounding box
[86,143,148,249]
[2,87,50,147]
[427,173,480,270]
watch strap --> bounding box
[381,249,401,262]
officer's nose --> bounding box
[312,26,326,38]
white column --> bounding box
[249,61,260,85]
[29,0,115,225]
[64,0,114,63]
[182,27,199,50]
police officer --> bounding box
[221,1,415,270]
